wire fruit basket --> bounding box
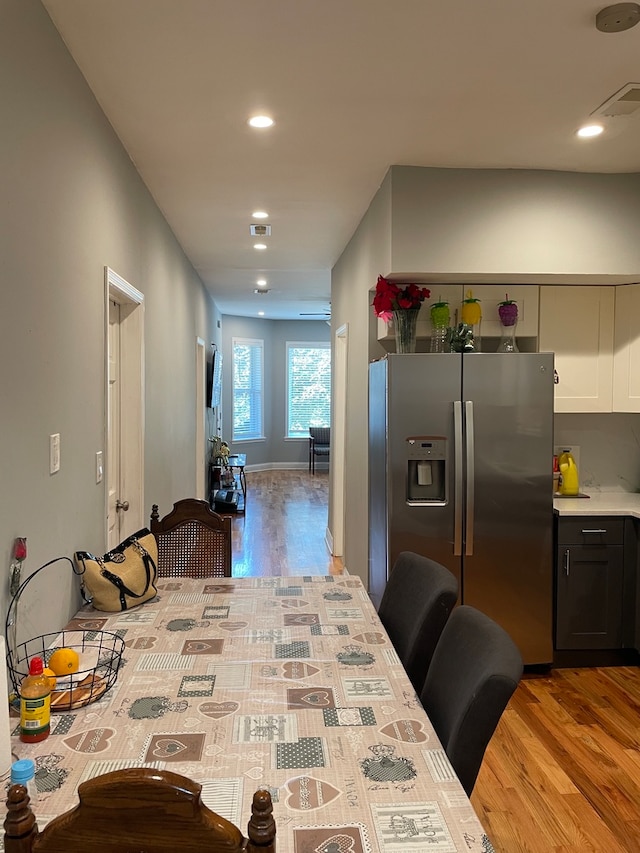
[5,557,125,712]
[7,629,124,712]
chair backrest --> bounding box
[420,605,523,796]
[309,426,330,448]
[4,767,275,853]
[377,551,458,694]
[150,498,232,578]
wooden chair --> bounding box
[378,551,458,695]
[420,605,523,796]
[150,498,232,578]
[4,767,275,853]
[308,426,330,474]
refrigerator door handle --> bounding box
[453,401,463,556]
[465,400,475,556]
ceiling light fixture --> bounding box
[256,279,267,286]
[258,311,265,317]
[248,115,274,128]
[253,243,267,250]
[576,123,605,138]
[252,211,269,219]
[596,2,640,32]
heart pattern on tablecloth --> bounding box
[199,701,239,719]
[299,690,332,707]
[282,662,320,680]
[379,719,428,743]
[352,632,386,645]
[285,776,341,810]
[218,621,248,632]
[152,738,189,758]
[244,766,264,779]
[63,728,115,753]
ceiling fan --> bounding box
[300,304,331,318]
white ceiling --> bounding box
[42,0,640,319]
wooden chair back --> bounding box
[150,498,232,578]
[4,767,275,853]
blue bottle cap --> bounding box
[11,758,36,784]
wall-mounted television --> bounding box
[209,350,222,409]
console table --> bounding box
[210,453,246,514]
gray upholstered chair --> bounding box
[308,427,330,474]
[377,551,458,694]
[420,604,523,796]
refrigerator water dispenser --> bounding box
[406,437,446,504]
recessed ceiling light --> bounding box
[258,311,265,317]
[248,115,274,128]
[253,243,267,250]
[252,210,269,219]
[577,123,605,138]
[256,279,267,286]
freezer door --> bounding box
[386,354,462,593]
[461,353,554,665]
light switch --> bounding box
[96,451,103,484]
[49,433,60,474]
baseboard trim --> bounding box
[244,462,310,473]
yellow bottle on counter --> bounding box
[559,453,579,496]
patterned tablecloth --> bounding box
[8,575,493,853]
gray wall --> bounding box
[220,316,330,468]
[332,165,640,588]
[1,0,220,642]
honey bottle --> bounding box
[19,656,51,743]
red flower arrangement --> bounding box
[373,276,431,323]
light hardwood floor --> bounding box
[231,469,343,577]
[235,470,640,853]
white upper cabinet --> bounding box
[539,286,615,413]
[377,284,539,344]
[613,284,640,412]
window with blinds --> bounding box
[286,342,331,438]
[232,337,264,441]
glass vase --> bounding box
[497,321,519,353]
[393,308,420,354]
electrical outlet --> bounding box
[49,433,60,474]
[96,451,103,484]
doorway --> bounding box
[105,267,144,548]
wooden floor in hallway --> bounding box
[230,468,343,577]
[231,469,640,853]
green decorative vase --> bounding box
[393,308,420,354]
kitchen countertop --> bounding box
[554,491,640,518]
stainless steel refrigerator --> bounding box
[369,352,554,665]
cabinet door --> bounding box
[556,543,624,649]
[613,283,640,412]
[539,286,614,413]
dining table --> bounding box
[5,574,493,853]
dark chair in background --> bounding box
[377,551,458,694]
[308,427,330,474]
[4,767,275,853]
[150,498,232,578]
[420,604,523,796]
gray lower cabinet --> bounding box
[555,517,625,650]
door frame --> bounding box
[195,337,207,500]
[330,323,348,557]
[105,267,145,544]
